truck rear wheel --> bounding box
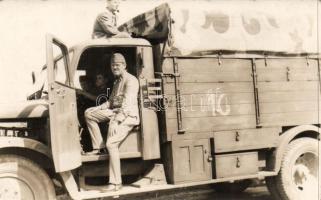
[272,138,319,200]
[0,154,56,200]
[212,179,252,193]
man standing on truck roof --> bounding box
[92,0,131,39]
[84,53,140,191]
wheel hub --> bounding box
[292,152,318,199]
[0,177,35,200]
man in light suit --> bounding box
[84,53,140,191]
[92,0,130,39]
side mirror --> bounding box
[31,71,36,84]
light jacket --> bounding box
[100,71,140,121]
[92,9,119,39]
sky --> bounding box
[0,0,166,103]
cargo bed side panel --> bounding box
[162,58,256,139]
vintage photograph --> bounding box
[0,0,320,199]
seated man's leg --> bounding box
[106,117,139,187]
[85,107,114,150]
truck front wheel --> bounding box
[272,138,319,200]
[0,154,56,200]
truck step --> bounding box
[81,152,142,162]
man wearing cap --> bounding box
[84,53,139,191]
[92,0,130,39]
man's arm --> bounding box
[97,12,119,36]
[76,89,97,101]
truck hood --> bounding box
[0,99,49,120]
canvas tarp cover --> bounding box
[119,1,319,56]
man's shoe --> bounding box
[84,148,107,155]
[99,148,108,154]
[102,184,122,192]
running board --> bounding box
[81,152,142,162]
[77,171,277,199]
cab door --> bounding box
[46,34,81,172]
[137,47,161,160]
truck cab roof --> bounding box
[71,38,151,51]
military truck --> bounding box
[0,2,319,200]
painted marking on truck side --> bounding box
[202,88,231,116]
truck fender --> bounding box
[271,125,320,172]
[0,137,51,158]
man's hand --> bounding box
[114,113,126,124]
[87,106,100,113]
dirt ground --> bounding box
[57,185,273,200]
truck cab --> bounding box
[0,35,163,200]
[45,35,161,172]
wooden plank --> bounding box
[164,92,255,108]
[165,104,255,119]
[256,68,287,82]
[163,82,254,95]
[255,58,315,69]
[178,58,252,74]
[215,152,258,178]
[289,68,318,81]
[163,58,252,73]
[259,90,319,103]
[213,128,279,153]
[167,115,256,133]
[260,101,319,114]
[165,72,252,83]
[171,132,212,141]
[258,81,318,92]
[260,111,320,127]
[162,58,252,83]
[255,59,318,82]
[256,68,318,82]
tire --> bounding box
[0,154,56,200]
[273,138,319,200]
[212,179,252,193]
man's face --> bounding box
[95,74,107,88]
[107,0,120,12]
[111,62,126,77]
